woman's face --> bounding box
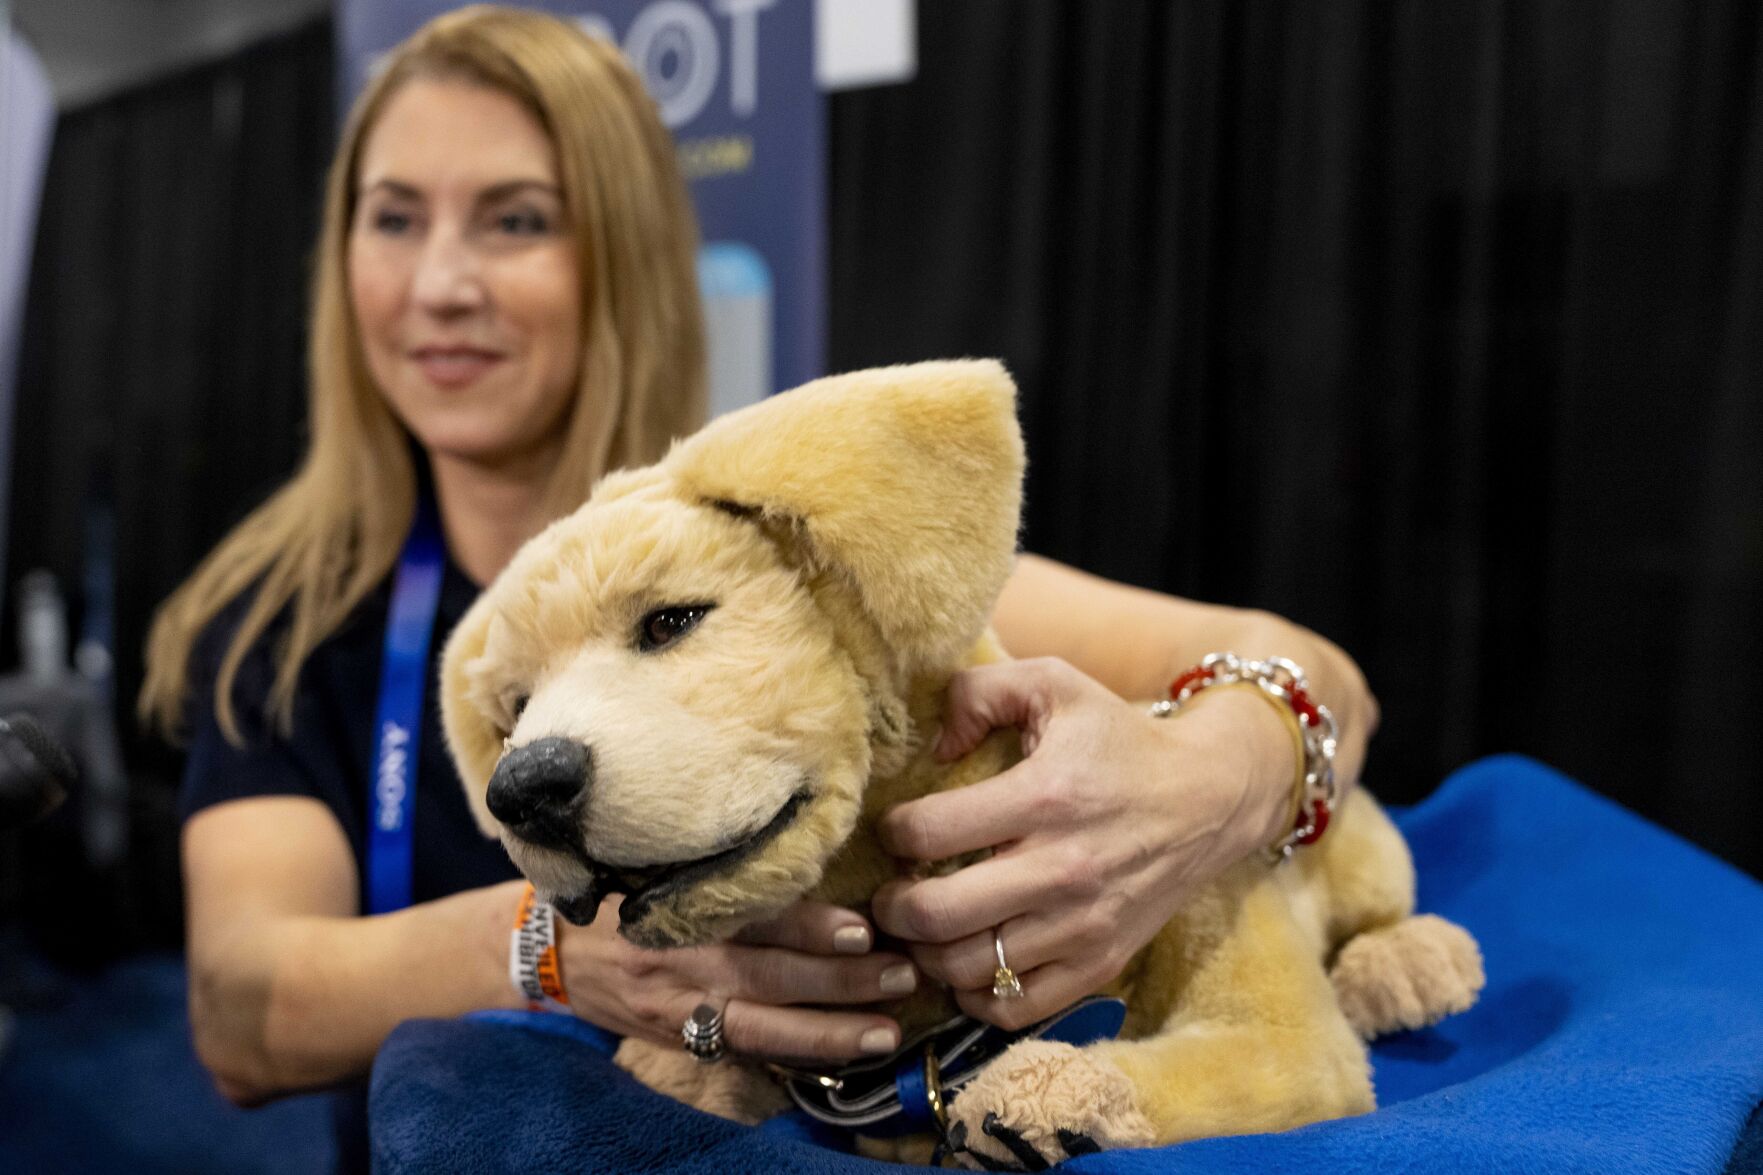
[349,78,583,473]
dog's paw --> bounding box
[943,1040,1153,1171]
[1330,913,1485,1039]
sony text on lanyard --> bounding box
[368,501,445,914]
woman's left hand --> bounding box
[871,656,1293,1028]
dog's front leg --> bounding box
[944,877,1373,1170]
[612,1037,791,1124]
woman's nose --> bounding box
[411,230,487,314]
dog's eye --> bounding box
[637,605,713,652]
[498,692,529,734]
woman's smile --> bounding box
[409,344,508,389]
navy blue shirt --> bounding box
[178,549,519,1173]
[179,551,518,903]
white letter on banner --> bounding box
[575,15,617,44]
[715,0,776,117]
[625,1,720,128]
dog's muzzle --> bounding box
[487,737,591,853]
[544,790,811,933]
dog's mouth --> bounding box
[546,791,810,929]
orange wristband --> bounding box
[510,883,570,1012]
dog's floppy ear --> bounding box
[439,595,504,839]
[663,359,1024,675]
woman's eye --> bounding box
[637,605,713,652]
[493,208,551,236]
[371,207,417,235]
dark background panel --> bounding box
[5,2,1759,958]
[4,22,333,954]
[11,20,331,750]
[827,0,1762,875]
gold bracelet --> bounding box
[1206,681,1307,835]
[1149,653,1340,862]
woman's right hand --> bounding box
[558,896,914,1063]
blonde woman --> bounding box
[142,6,1376,1168]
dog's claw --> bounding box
[946,1115,1023,1172]
[1056,1128,1101,1156]
[982,1112,1049,1171]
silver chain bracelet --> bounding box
[1150,652,1340,862]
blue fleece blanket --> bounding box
[369,756,1763,1173]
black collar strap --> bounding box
[778,996,1127,1139]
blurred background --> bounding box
[1,0,1758,1170]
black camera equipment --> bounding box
[0,713,77,832]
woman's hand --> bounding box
[872,657,1294,1029]
[558,897,916,1062]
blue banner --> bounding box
[337,1,823,415]
[1,29,56,609]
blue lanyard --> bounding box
[367,500,445,914]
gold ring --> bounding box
[992,928,1024,999]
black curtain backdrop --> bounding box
[4,22,332,951]
[827,1,1762,877]
[12,19,331,756]
[6,3,1759,953]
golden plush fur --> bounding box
[439,359,1484,1168]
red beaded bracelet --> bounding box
[1150,653,1340,861]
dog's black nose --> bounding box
[487,737,592,850]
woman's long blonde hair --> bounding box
[140,5,706,742]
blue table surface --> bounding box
[368,755,1763,1174]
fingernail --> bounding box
[833,926,871,955]
[859,1027,899,1055]
[879,963,917,997]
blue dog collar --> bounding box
[780,995,1127,1139]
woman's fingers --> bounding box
[885,659,1114,863]
[872,843,1101,945]
[877,762,1052,863]
[609,942,908,1059]
[953,958,1105,1032]
[907,910,1084,992]
[934,661,1048,761]
[932,658,1081,761]
[719,1000,901,1062]
[715,941,918,1006]
[734,900,874,956]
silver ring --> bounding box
[991,929,1024,1000]
[681,1002,726,1064]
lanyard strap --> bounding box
[367,500,445,914]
